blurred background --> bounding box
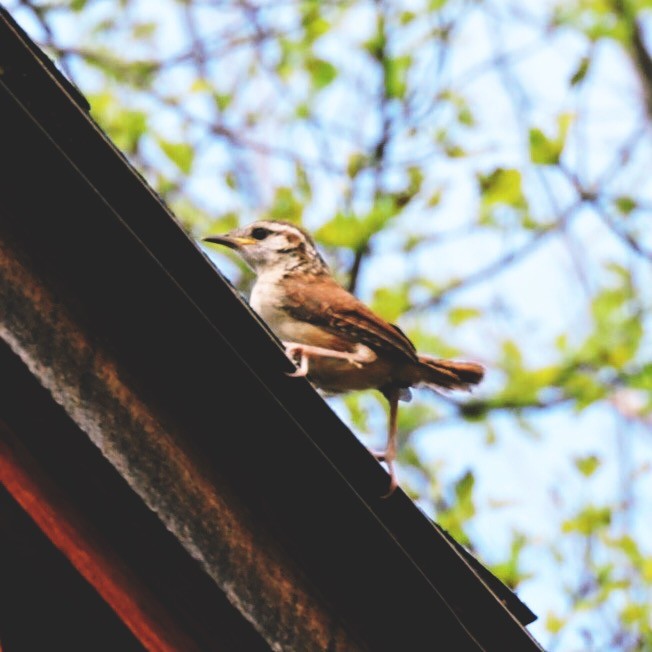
[7,0,652,648]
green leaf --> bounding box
[574,454,601,477]
[546,612,566,634]
[268,187,303,222]
[295,102,310,119]
[407,166,424,194]
[394,167,424,207]
[132,21,157,39]
[479,168,525,209]
[347,152,367,178]
[529,128,561,165]
[295,163,311,199]
[397,403,441,435]
[191,78,212,93]
[606,534,642,564]
[315,213,366,249]
[303,16,331,42]
[529,113,573,165]
[570,56,591,86]
[363,25,386,61]
[400,11,417,25]
[458,105,475,127]
[158,139,194,174]
[343,393,372,433]
[502,339,523,371]
[489,532,531,589]
[408,328,460,359]
[315,197,399,250]
[621,603,648,625]
[448,307,481,325]
[89,93,147,154]
[438,470,476,546]
[371,286,410,322]
[384,55,411,99]
[306,57,337,90]
[213,92,232,111]
[627,363,652,391]
[225,172,237,190]
[427,189,443,207]
[562,372,607,410]
[614,195,637,216]
[562,505,611,535]
[455,470,474,505]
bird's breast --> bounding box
[250,277,342,348]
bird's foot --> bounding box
[283,343,310,377]
[380,459,398,499]
[282,341,374,376]
[369,448,398,498]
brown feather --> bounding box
[281,275,418,363]
[416,355,485,390]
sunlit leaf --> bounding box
[158,139,194,174]
[489,532,532,589]
[562,505,611,535]
[479,168,526,212]
[384,55,411,99]
[268,187,303,222]
[89,92,147,154]
[614,195,637,216]
[546,612,566,634]
[529,113,573,165]
[448,306,481,325]
[570,55,591,85]
[574,455,601,477]
[306,57,337,90]
[371,286,410,322]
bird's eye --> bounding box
[251,227,271,240]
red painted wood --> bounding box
[0,422,201,652]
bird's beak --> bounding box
[202,234,257,249]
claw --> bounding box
[284,343,309,377]
[380,461,399,499]
[371,449,387,462]
[286,365,308,378]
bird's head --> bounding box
[203,220,329,276]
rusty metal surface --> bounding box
[0,232,361,652]
[0,483,145,652]
[0,337,271,652]
[0,6,542,651]
[0,420,203,652]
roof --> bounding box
[0,7,542,650]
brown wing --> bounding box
[281,275,418,363]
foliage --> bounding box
[9,0,652,648]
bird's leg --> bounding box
[377,387,400,498]
[283,342,375,377]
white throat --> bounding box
[249,265,289,324]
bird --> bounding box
[203,220,484,496]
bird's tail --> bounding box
[416,354,484,391]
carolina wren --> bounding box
[204,220,484,496]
